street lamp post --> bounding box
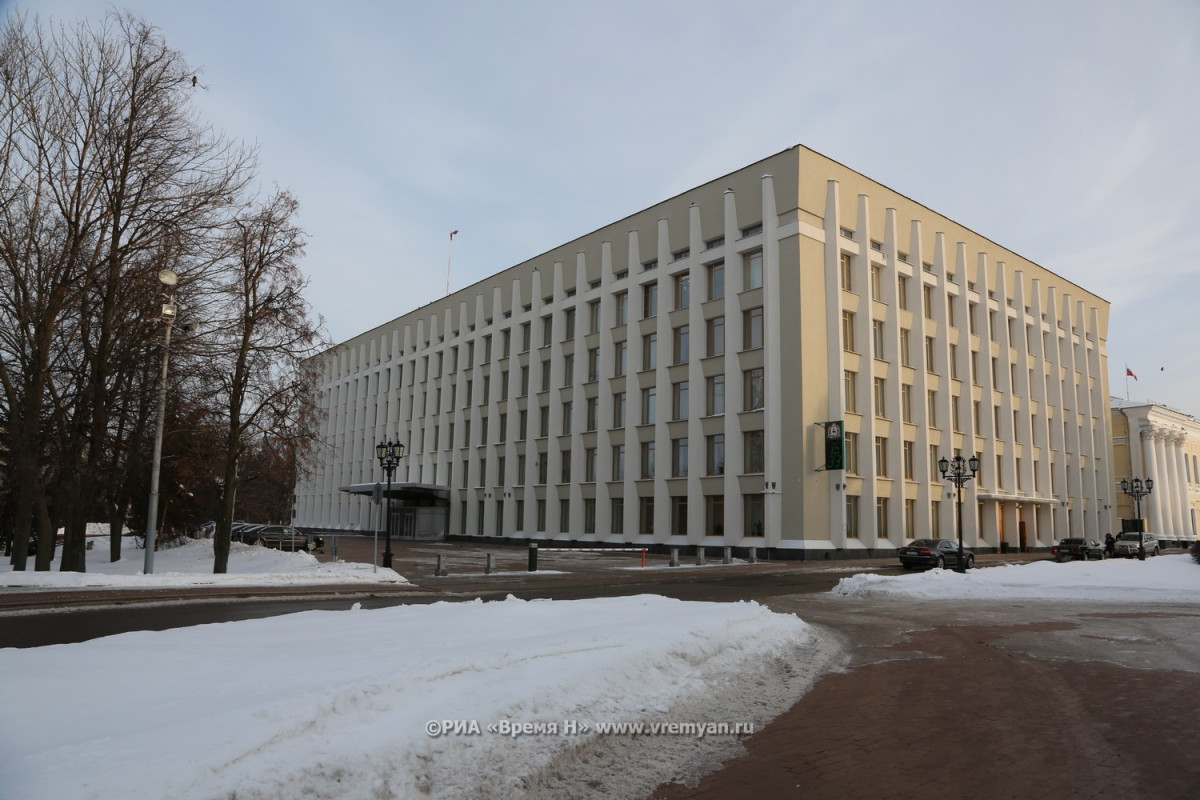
[938,453,980,573]
[144,269,179,575]
[375,440,405,569]
[1119,477,1153,561]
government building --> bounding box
[294,145,1118,558]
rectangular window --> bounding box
[928,390,937,428]
[613,391,626,428]
[562,401,572,435]
[875,436,888,477]
[844,370,857,413]
[706,315,725,357]
[840,252,853,291]
[540,360,550,392]
[539,405,549,437]
[614,340,627,377]
[642,333,658,370]
[562,354,574,386]
[671,496,688,535]
[743,307,763,350]
[905,498,916,537]
[900,328,911,366]
[876,497,889,538]
[950,344,959,379]
[642,282,658,318]
[870,265,882,301]
[536,499,547,532]
[587,348,599,382]
[705,495,725,536]
[560,498,570,533]
[744,430,765,473]
[641,387,657,424]
[583,498,596,534]
[902,383,913,423]
[706,374,725,415]
[744,367,764,411]
[537,455,548,484]
[588,300,601,334]
[903,440,915,479]
[674,274,690,310]
[640,441,655,478]
[516,455,525,485]
[873,319,885,359]
[671,438,688,477]
[923,284,934,319]
[612,444,625,481]
[542,316,553,345]
[586,396,598,431]
[611,497,624,534]
[521,322,532,352]
[744,494,764,537]
[615,292,628,326]
[743,250,763,290]
[706,434,725,475]
[947,300,956,329]
[584,447,596,482]
[897,275,909,310]
[842,311,856,353]
[672,380,689,420]
[639,497,654,534]
[845,431,859,475]
[673,324,690,364]
[873,376,886,418]
[708,262,725,300]
[925,336,936,372]
[846,495,860,538]
[560,450,571,483]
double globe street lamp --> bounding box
[375,440,405,569]
[1119,477,1153,561]
[938,454,980,573]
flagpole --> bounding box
[445,230,457,297]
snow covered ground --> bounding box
[833,553,1200,601]
[2,543,1198,799]
[0,535,407,588]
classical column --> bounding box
[1171,432,1189,537]
[1142,428,1163,533]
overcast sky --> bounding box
[8,0,1200,416]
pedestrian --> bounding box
[1104,533,1115,558]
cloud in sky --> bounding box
[9,0,1200,414]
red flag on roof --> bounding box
[1126,367,1138,381]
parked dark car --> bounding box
[254,525,320,552]
[898,538,975,570]
[231,523,266,544]
[1051,537,1105,562]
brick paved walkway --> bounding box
[652,617,1200,800]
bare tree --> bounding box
[196,190,326,574]
[0,11,253,570]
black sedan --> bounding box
[1050,538,1105,562]
[898,539,975,570]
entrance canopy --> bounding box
[338,482,451,504]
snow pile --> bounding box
[0,594,832,800]
[833,553,1200,601]
[0,537,407,587]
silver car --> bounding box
[1114,532,1159,558]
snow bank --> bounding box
[832,553,1200,601]
[0,594,832,800]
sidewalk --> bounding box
[651,606,1200,800]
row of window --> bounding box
[463,493,764,538]
[432,427,764,489]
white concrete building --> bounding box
[294,146,1115,558]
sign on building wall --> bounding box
[824,420,844,471]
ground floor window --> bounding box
[744,494,764,537]
[706,495,724,536]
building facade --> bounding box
[294,145,1114,557]
[1111,400,1200,544]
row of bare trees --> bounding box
[1,11,328,573]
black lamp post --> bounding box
[375,440,405,568]
[939,453,980,573]
[144,269,179,575]
[1119,477,1153,561]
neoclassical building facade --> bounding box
[294,145,1116,557]
[1111,401,1200,544]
